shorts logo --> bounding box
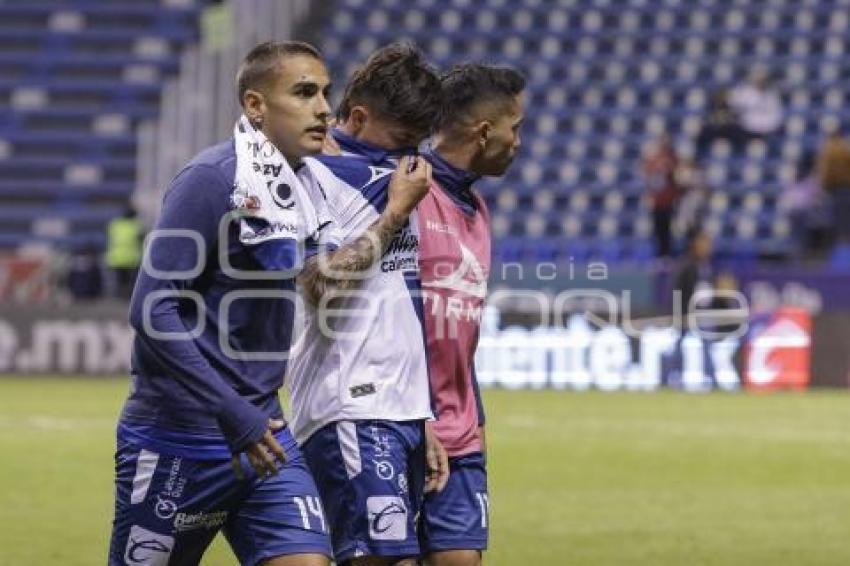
[370,425,392,459]
[173,510,229,532]
[124,525,174,565]
[375,460,395,480]
[397,472,408,492]
[161,457,186,499]
[367,496,407,541]
[154,496,177,520]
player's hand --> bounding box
[387,155,431,217]
[424,421,450,493]
[231,419,287,480]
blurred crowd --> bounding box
[642,69,850,268]
[65,206,141,301]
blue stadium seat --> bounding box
[0,1,201,252]
[318,0,837,264]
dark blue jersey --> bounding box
[121,140,321,454]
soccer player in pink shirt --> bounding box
[418,64,526,566]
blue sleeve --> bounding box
[471,363,486,426]
[128,164,268,454]
[246,236,299,270]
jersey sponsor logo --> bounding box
[154,496,177,520]
[367,496,407,540]
[425,220,458,236]
[423,244,487,299]
[349,383,376,398]
[426,294,484,326]
[381,228,419,273]
[173,510,228,532]
[384,231,419,255]
[124,525,174,565]
[381,255,418,273]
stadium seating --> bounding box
[321,0,850,264]
[0,0,203,252]
[3,0,849,264]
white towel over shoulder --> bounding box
[230,114,322,248]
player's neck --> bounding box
[432,137,475,172]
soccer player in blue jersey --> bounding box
[108,41,430,566]
[288,43,448,566]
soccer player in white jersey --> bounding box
[286,43,448,566]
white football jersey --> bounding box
[287,150,432,444]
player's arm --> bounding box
[128,165,282,476]
[424,420,450,492]
[298,155,431,306]
[472,363,486,427]
[472,362,487,457]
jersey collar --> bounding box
[423,147,480,214]
[331,128,416,165]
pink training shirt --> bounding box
[418,163,491,458]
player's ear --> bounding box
[476,120,492,149]
[242,89,266,129]
[348,106,368,135]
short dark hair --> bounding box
[236,40,322,106]
[337,42,441,137]
[436,64,526,131]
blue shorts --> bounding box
[419,452,489,553]
[301,420,426,562]
[108,426,332,565]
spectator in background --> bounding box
[710,271,744,337]
[729,69,784,138]
[696,89,748,159]
[105,205,141,299]
[674,227,713,323]
[642,133,682,258]
[780,153,831,256]
[66,244,103,300]
[675,157,710,235]
[817,129,850,244]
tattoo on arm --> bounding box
[299,209,406,306]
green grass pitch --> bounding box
[2,377,850,564]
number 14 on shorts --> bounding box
[293,496,327,532]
